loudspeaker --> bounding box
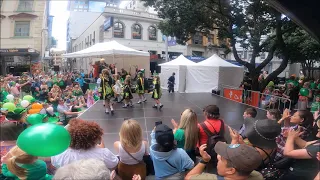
[54,66,60,72]
[156,66,161,73]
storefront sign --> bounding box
[104,17,114,31]
[0,48,36,53]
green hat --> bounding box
[6,108,26,120]
[14,108,26,114]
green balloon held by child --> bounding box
[299,88,309,97]
[17,123,71,157]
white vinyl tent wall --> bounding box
[159,65,188,93]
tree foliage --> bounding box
[142,0,296,91]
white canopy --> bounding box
[159,55,196,93]
[159,55,196,66]
[186,54,244,93]
[63,40,149,58]
[63,41,150,77]
[197,54,239,67]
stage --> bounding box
[79,92,266,154]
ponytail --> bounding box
[5,146,37,180]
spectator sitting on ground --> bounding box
[1,145,52,180]
[171,108,198,162]
[51,119,118,169]
[238,107,257,139]
[57,98,79,126]
[185,142,263,180]
[198,105,224,146]
[266,109,282,122]
[275,109,317,162]
[150,124,194,179]
[280,126,320,180]
[53,159,110,180]
[114,119,148,180]
[231,119,281,171]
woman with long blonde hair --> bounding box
[114,119,148,180]
[1,145,52,180]
[171,108,198,161]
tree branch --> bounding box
[231,38,254,70]
[256,43,277,71]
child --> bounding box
[86,89,95,108]
[136,72,147,104]
[311,95,320,113]
[1,145,52,180]
[152,75,163,109]
[122,78,133,108]
[113,74,123,103]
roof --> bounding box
[63,40,150,58]
[197,54,240,67]
[159,55,196,66]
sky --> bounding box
[50,1,69,50]
[50,1,129,51]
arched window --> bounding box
[114,22,124,38]
[132,23,142,39]
[148,26,157,40]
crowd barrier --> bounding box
[220,85,292,111]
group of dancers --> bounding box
[98,69,163,115]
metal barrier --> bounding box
[219,85,292,112]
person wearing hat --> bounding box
[150,124,194,179]
[186,142,263,180]
[280,127,320,180]
[230,119,281,171]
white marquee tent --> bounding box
[63,41,150,76]
[159,55,196,92]
[186,54,244,93]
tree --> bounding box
[278,28,320,78]
[142,0,293,91]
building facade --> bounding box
[0,0,49,76]
[69,4,225,73]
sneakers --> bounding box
[137,101,142,104]
[122,105,128,108]
[159,104,163,109]
[129,103,134,107]
[143,98,147,102]
[111,110,114,115]
[152,105,157,109]
[105,109,109,114]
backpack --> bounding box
[199,120,226,163]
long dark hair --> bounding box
[298,110,317,139]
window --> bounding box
[192,32,203,45]
[237,51,243,58]
[132,24,142,39]
[114,22,124,38]
[14,21,30,37]
[261,52,266,59]
[148,26,157,41]
[17,0,33,11]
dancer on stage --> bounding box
[152,75,163,109]
[136,72,147,104]
[122,78,133,108]
[112,74,122,103]
[99,69,114,114]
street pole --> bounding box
[165,35,169,62]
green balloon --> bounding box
[17,123,71,157]
[27,114,44,125]
[23,95,34,102]
[3,102,16,112]
[310,82,316,89]
[300,88,309,96]
[318,84,320,90]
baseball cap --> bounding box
[244,119,281,149]
[155,124,174,150]
[214,142,262,172]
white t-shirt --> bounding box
[51,147,119,169]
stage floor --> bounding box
[79,92,266,154]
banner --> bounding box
[223,88,243,103]
[248,91,260,107]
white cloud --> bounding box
[50,0,69,50]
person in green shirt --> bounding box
[171,108,199,162]
[1,145,52,180]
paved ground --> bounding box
[79,92,266,154]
